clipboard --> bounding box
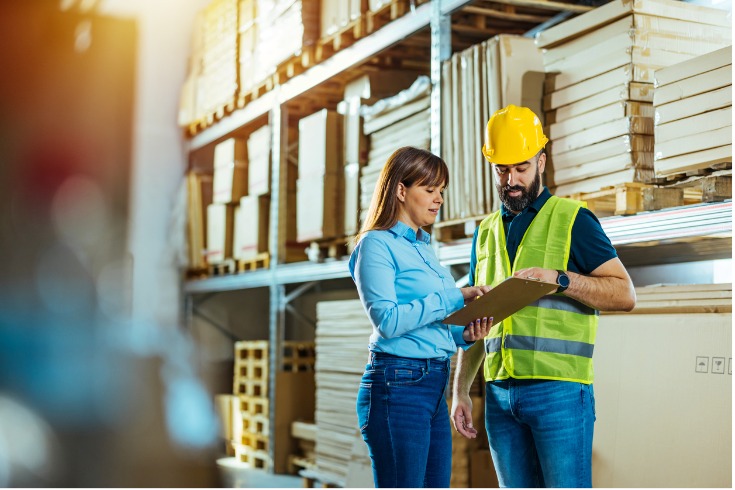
[442,276,558,326]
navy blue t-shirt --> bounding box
[468,187,617,286]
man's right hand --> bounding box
[451,392,477,439]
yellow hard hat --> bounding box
[482,105,548,165]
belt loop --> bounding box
[425,357,430,373]
[368,351,374,367]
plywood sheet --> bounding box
[536,0,730,49]
[552,82,654,122]
[654,85,732,125]
[552,134,654,168]
[550,101,653,139]
[654,144,732,177]
[653,65,731,106]
[553,151,653,184]
[654,45,732,87]
[554,167,653,195]
[552,116,654,155]
[655,126,732,160]
[654,106,732,144]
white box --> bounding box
[298,109,343,178]
[206,203,235,264]
[296,173,343,242]
[233,195,269,260]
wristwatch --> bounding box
[556,270,570,293]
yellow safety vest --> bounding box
[475,195,598,384]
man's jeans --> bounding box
[356,352,452,488]
[485,379,596,488]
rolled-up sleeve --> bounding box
[353,236,464,339]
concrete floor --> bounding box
[217,458,303,488]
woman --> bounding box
[349,146,492,488]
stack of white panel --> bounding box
[201,0,239,115]
[314,300,373,486]
[653,46,732,177]
[359,77,431,227]
[441,35,545,221]
[537,0,731,196]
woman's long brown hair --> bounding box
[356,146,449,243]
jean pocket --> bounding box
[356,382,371,432]
[581,383,596,420]
[386,366,427,386]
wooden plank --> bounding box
[654,45,732,87]
[654,144,732,177]
[549,101,653,139]
[546,65,636,111]
[554,168,653,196]
[552,134,654,170]
[553,151,652,184]
[655,126,732,161]
[486,0,592,14]
[653,65,731,106]
[654,107,732,144]
[536,0,731,49]
[552,116,653,155]
[654,85,732,125]
[552,82,654,122]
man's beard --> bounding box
[497,168,541,213]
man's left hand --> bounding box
[513,267,558,286]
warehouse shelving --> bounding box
[183,0,732,476]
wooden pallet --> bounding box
[234,358,267,379]
[237,252,270,272]
[433,216,485,242]
[306,237,351,262]
[238,395,269,417]
[233,444,271,470]
[643,170,732,211]
[563,182,652,217]
[367,0,430,34]
[233,377,268,397]
[208,258,236,276]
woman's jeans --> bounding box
[485,379,596,488]
[356,352,452,488]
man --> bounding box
[450,105,636,488]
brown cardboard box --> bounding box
[298,109,343,178]
[296,173,344,242]
[233,195,269,261]
[206,203,235,264]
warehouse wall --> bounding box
[99,0,210,331]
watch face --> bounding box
[558,273,570,288]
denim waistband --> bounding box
[368,351,450,371]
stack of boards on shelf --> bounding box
[653,46,732,178]
[440,34,545,223]
[537,0,731,197]
[359,77,432,226]
[310,300,373,487]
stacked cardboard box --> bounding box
[206,202,235,264]
[296,109,344,243]
[360,76,432,227]
[441,34,545,221]
[238,0,259,93]
[653,46,732,178]
[231,340,316,473]
[313,300,373,486]
[536,0,731,196]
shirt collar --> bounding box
[389,221,431,244]
[501,186,552,219]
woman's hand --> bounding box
[460,285,492,305]
[462,316,493,342]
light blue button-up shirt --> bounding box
[349,221,469,359]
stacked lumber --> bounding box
[441,34,545,222]
[653,46,732,178]
[201,0,239,117]
[536,0,731,196]
[611,283,732,315]
[359,77,431,227]
[314,300,373,486]
[231,340,316,473]
[289,421,317,472]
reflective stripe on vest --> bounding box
[475,195,599,384]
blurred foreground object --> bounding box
[0,1,218,485]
